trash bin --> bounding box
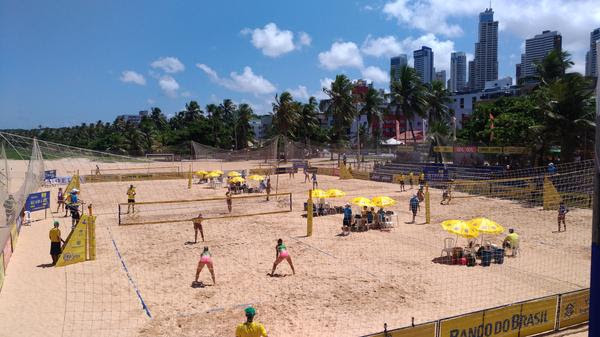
[493,248,505,264]
[481,249,492,267]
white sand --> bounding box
[0,159,591,336]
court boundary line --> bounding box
[107,227,152,318]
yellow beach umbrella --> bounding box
[466,217,504,235]
[248,174,265,181]
[229,176,245,183]
[227,171,241,177]
[441,220,479,238]
[195,170,208,176]
[372,196,396,207]
[351,197,374,208]
[311,189,328,199]
[206,172,221,178]
[212,170,224,175]
[326,189,346,198]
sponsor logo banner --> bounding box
[366,322,436,337]
[454,146,478,153]
[478,147,504,154]
[25,191,51,212]
[559,289,589,329]
[434,146,454,153]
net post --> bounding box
[88,204,93,216]
[187,164,192,189]
[307,189,313,237]
[118,204,121,225]
[425,183,431,224]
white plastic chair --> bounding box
[441,237,455,258]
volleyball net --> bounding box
[117,192,293,225]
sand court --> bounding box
[0,159,591,336]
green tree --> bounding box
[235,103,255,148]
[534,50,574,84]
[323,74,355,146]
[359,87,384,147]
[271,92,299,138]
[426,80,451,123]
[388,65,428,143]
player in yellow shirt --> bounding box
[49,221,65,265]
[398,173,405,191]
[126,185,136,214]
[408,172,414,189]
[236,307,267,337]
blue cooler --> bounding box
[481,250,492,267]
[493,248,505,264]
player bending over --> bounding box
[270,239,295,276]
[195,246,216,285]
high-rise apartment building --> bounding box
[468,60,475,90]
[585,28,600,77]
[521,30,562,80]
[435,70,446,87]
[472,8,498,90]
[515,63,522,83]
[450,52,467,92]
[413,46,434,84]
[390,54,408,82]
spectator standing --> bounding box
[235,307,267,337]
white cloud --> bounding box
[147,98,155,105]
[361,66,390,84]
[242,23,311,57]
[361,33,455,74]
[287,85,310,101]
[181,91,192,98]
[381,0,600,71]
[196,63,276,95]
[314,77,334,100]
[318,41,364,70]
[151,57,185,73]
[298,32,312,47]
[120,70,146,85]
[158,75,180,98]
[361,35,403,57]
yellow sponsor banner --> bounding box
[87,215,96,260]
[56,215,89,267]
[367,322,436,337]
[434,146,454,153]
[351,170,370,180]
[439,311,484,337]
[478,146,504,154]
[10,224,18,250]
[559,289,589,329]
[481,303,522,337]
[503,146,529,154]
[518,296,557,336]
[65,174,81,194]
[396,146,415,153]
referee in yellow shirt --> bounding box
[49,221,65,265]
[236,307,267,337]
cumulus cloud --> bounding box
[381,0,600,71]
[361,66,390,84]
[361,35,403,57]
[298,32,312,47]
[361,33,455,74]
[120,70,146,85]
[242,23,311,57]
[287,85,310,101]
[196,64,276,95]
[318,41,364,70]
[158,75,180,98]
[151,57,185,73]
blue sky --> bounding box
[1,0,599,128]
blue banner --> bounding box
[423,166,449,182]
[25,191,51,212]
[44,170,57,180]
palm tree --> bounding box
[388,65,428,144]
[271,92,299,138]
[236,103,255,148]
[297,97,320,144]
[426,121,450,163]
[219,99,237,149]
[359,87,384,148]
[323,74,356,158]
[534,50,574,84]
[426,80,451,124]
[534,73,595,162]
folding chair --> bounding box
[441,237,456,258]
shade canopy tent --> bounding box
[381,138,405,146]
